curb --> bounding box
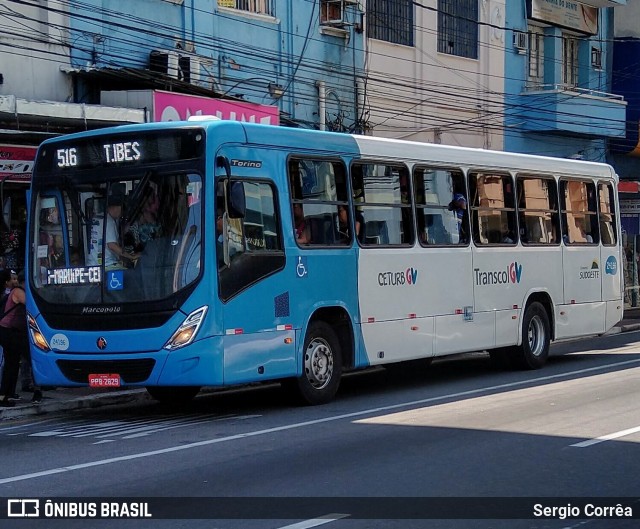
[0,389,148,421]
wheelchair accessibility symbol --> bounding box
[296,256,308,278]
[107,270,124,291]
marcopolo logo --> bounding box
[378,267,418,287]
[474,261,523,286]
[605,255,618,275]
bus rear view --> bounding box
[28,126,208,402]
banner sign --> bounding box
[529,0,598,35]
[0,144,37,182]
[153,91,279,125]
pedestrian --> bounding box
[0,271,42,406]
[0,268,18,388]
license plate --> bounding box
[88,374,121,388]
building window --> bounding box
[367,0,414,47]
[218,0,272,16]
[562,34,579,87]
[528,26,545,86]
[437,0,478,59]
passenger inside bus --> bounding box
[293,203,310,244]
[337,205,362,243]
[123,191,162,255]
[105,194,138,268]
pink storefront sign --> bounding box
[153,91,279,125]
[0,144,37,182]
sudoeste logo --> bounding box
[605,256,618,275]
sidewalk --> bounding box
[2,309,640,421]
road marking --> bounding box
[14,414,261,443]
[277,514,349,529]
[571,425,640,448]
[1,358,639,485]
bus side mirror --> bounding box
[227,181,246,219]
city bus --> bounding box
[26,119,623,405]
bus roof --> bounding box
[38,119,617,180]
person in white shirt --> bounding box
[105,195,137,268]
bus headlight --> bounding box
[164,306,208,351]
[27,312,51,352]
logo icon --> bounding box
[405,267,418,285]
[296,256,308,278]
[107,270,123,291]
[605,256,618,275]
[97,337,107,350]
[7,499,40,517]
[509,261,523,283]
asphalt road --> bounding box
[1,331,640,529]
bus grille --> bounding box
[56,359,156,384]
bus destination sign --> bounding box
[37,129,204,173]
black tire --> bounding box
[146,386,201,404]
[511,302,550,369]
[290,321,342,405]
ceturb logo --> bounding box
[474,262,523,286]
[378,267,418,287]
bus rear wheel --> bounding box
[511,302,550,369]
[146,386,201,404]
[290,321,342,405]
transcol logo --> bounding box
[605,256,618,275]
[378,267,418,287]
[474,261,523,286]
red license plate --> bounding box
[88,374,121,388]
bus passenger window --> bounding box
[598,183,617,247]
[352,162,413,246]
[469,172,517,246]
[413,166,467,246]
[288,158,349,247]
[560,180,599,245]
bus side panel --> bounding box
[433,312,494,355]
[555,302,606,338]
[563,246,603,304]
[358,248,437,364]
[473,246,562,347]
[360,317,434,364]
[222,330,296,385]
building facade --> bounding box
[503,0,626,161]
[363,0,506,150]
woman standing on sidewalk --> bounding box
[0,271,41,406]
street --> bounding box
[1,331,639,529]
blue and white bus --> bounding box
[26,119,623,404]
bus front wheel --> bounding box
[290,321,343,405]
[512,302,550,369]
[146,386,201,404]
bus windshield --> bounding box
[31,171,203,305]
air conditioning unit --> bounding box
[149,50,180,79]
[320,0,356,27]
[513,31,528,54]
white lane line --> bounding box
[1,358,639,485]
[571,425,640,448]
[277,514,350,529]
